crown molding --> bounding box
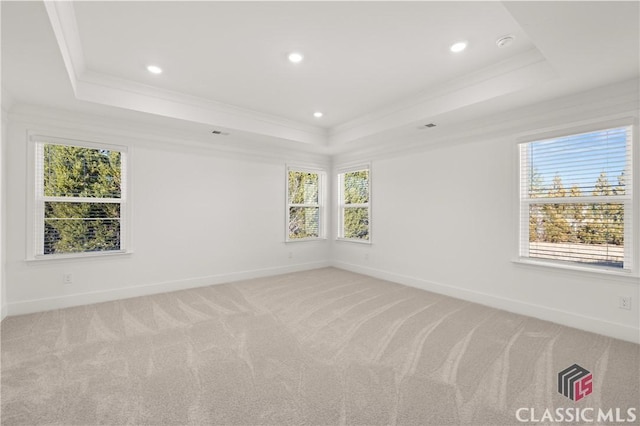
[331,78,639,163]
[43,1,328,147]
[8,104,331,166]
[76,70,328,146]
[8,78,637,166]
[42,1,570,151]
[43,0,85,92]
[328,49,557,146]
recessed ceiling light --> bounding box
[450,41,468,53]
[496,35,515,48]
[313,111,323,118]
[147,65,163,74]
[288,52,304,64]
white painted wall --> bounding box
[1,109,6,321]
[4,110,330,315]
[1,2,7,320]
[332,81,640,343]
[3,80,639,345]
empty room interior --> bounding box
[1,1,639,425]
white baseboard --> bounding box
[1,302,7,322]
[7,260,331,316]
[332,261,640,344]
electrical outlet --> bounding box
[63,273,73,285]
[619,296,631,310]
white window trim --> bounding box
[27,134,132,261]
[285,165,326,242]
[514,118,639,278]
[336,163,372,244]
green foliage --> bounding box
[344,207,369,239]
[578,173,624,245]
[43,144,122,254]
[288,207,319,239]
[615,171,626,196]
[288,171,318,205]
[288,171,319,239]
[529,171,625,247]
[528,168,544,198]
[344,171,369,204]
[44,144,121,197]
[541,175,571,242]
[578,202,624,245]
[342,170,369,240]
[528,168,545,241]
[565,185,585,242]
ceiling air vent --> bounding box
[496,35,515,48]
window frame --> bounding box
[337,163,372,243]
[285,165,326,242]
[27,134,130,260]
[515,119,638,277]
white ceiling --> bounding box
[74,1,534,127]
[2,1,639,153]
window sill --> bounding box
[336,237,372,245]
[512,257,639,281]
[26,250,133,263]
[285,237,326,244]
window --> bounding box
[338,165,370,241]
[286,167,324,240]
[519,125,634,271]
[33,139,128,257]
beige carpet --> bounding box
[1,267,638,425]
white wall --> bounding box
[4,80,639,344]
[5,109,330,314]
[1,108,6,321]
[333,80,640,343]
[1,3,7,320]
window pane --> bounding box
[529,202,623,268]
[44,202,121,254]
[344,207,369,240]
[44,144,122,198]
[344,170,369,204]
[289,207,319,239]
[527,128,628,198]
[288,171,318,204]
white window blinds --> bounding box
[519,126,633,270]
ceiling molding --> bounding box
[8,79,637,167]
[76,70,328,146]
[332,78,639,163]
[43,1,328,147]
[329,49,557,145]
[8,104,331,166]
[42,1,581,150]
[43,0,85,92]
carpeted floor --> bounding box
[1,267,638,425]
